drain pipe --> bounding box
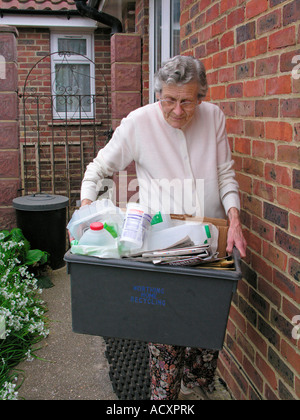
[75,0,123,35]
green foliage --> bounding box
[0,228,48,267]
[25,249,48,266]
[0,228,49,400]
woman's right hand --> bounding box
[81,199,93,207]
[68,199,93,244]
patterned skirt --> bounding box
[148,343,219,400]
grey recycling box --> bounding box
[64,249,242,350]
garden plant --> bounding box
[0,228,49,400]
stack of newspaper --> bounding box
[125,235,235,269]
[145,244,212,266]
[126,236,217,267]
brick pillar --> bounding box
[111,33,142,129]
[0,25,20,230]
[110,33,141,207]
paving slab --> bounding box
[16,265,117,400]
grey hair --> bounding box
[154,55,208,99]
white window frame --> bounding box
[50,31,95,120]
[149,0,180,103]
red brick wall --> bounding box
[135,0,150,105]
[180,0,299,400]
[110,33,142,129]
[0,25,20,229]
[110,33,141,207]
[16,27,142,210]
[16,27,111,210]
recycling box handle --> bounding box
[232,246,241,275]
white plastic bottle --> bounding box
[78,222,115,246]
[120,203,152,251]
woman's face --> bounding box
[157,81,201,130]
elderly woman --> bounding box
[80,55,246,399]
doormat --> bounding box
[104,337,151,400]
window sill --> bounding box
[48,121,102,126]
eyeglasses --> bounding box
[159,99,197,111]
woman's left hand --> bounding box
[226,207,247,258]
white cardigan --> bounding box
[81,101,240,218]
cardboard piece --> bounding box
[171,214,229,258]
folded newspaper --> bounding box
[125,236,222,267]
[126,244,234,268]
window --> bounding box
[50,32,95,119]
[149,0,180,102]
[171,0,181,58]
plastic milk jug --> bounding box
[78,222,115,246]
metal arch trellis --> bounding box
[20,50,111,210]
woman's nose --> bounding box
[173,101,184,115]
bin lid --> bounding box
[13,194,69,211]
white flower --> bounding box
[0,381,19,400]
[25,350,34,362]
[0,234,49,397]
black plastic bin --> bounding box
[13,194,69,270]
[64,249,242,350]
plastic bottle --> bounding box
[120,203,152,251]
[78,222,115,246]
